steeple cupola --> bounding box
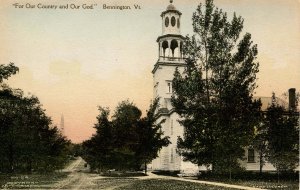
[161,0,182,35]
[157,0,184,63]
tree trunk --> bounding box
[27,158,32,173]
[8,144,14,173]
[259,151,263,174]
[229,155,232,181]
[204,38,210,104]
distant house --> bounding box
[242,88,299,172]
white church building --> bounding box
[149,1,298,173]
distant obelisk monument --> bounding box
[60,114,64,136]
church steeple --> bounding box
[151,2,197,172]
[156,0,184,64]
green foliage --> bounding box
[265,93,299,172]
[82,107,113,171]
[82,98,169,172]
[172,0,261,174]
[0,63,19,82]
[67,143,84,157]
[0,63,70,173]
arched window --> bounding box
[165,17,169,27]
[177,18,180,28]
[162,41,169,57]
[171,16,176,27]
[170,40,178,57]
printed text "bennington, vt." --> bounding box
[103,4,141,10]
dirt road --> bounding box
[54,157,101,189]
[53,157,134,190]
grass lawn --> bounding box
[229,180,299,190]
[197,172,299,190]
[0,172,69,189]
[195,177,298,190]
[107,178,234,190]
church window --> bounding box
[177,18,180,28]
[248,148,255,163]
[170,40,178,57]
[171,16,176,27]
[167,82,172,93]
[162,41,169,57]
[165,17,169,27]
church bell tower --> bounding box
[153,0,185,108]
[151,1,198,172]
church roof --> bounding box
[156,34,185,42]
[254,96,287,111]
[167,3,176,11]
[161,1,182,17]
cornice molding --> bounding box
[157,34,185,42]
[152,61,186,74]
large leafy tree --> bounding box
[83,98,169,172]
[0,63,70,173]
[82,107,114,171]
[172,0,261,174]
[113,100,142,168]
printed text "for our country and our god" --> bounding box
[12,3,141,10]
